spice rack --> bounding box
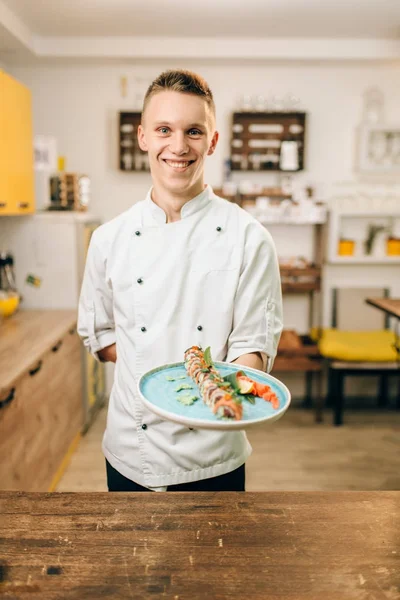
[118,111,149,172]
[230,112,306,172]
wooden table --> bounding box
[1,491,399,599]
[366,298,400,321]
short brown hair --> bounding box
[142,69,215,121]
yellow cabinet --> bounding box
[0,70,35,215]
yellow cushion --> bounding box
[318,329,398,362]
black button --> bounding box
[135,230,141,236]
[137,278,143,284]
[197,325,203,331]
[141,326,147,332]
[216,226,222,232]
[141,424,147,430]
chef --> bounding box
[78,69,283,492]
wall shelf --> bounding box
[327,210,400,264]
[328,256,400,264]
[230,111,306,172]
[118,111,149,172]
[280,266,321,293]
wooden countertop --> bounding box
[0,491,398,599]
[366,297,400,320]
[0,310,77,395]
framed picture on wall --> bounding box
[357,123,400,173]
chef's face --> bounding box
[138,91,219,196]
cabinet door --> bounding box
[0,381,27,490]
[21,355,52,492]
[0,71,35,215]
[0,71,11,215]
[47,330,83,476]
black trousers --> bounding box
[106,459,245,492]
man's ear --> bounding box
[137,124,148,152]
[207,130,219,156]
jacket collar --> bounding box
[143,184,213,225]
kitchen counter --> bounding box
[0,309,77,396]
[0,310,83,492]
[0,491,398,599]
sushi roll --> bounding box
[184,346,243,420]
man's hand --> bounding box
[98,343,117,363]
[232,352,265,371]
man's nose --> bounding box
[170,133,189,155]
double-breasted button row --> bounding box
[134,236,145,326]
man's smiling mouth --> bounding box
[163,159,195,169]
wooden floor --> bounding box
[57,404,400,492]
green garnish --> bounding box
[244,395,256,405]
[167,375,187,382]
[223,372,241,393]
[204,346,213,368]
[177,394,199,406]
[175,384,193,392]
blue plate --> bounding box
[138,361,291,430]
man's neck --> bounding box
[151,181,206,223]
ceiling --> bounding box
[2,0,400,39]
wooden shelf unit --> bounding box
[274,222,324,421]
[118,111,149,172]
[280,265,321,294]
[230,112,306,172]
[213,187,292,208]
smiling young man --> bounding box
[78,69,283,492]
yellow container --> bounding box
[0,293,20,318]
[386,238,400,256]
[338,239,355,256]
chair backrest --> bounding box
[331,287,390,330]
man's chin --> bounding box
[162,176,193,192]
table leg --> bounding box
[314,369,324,423]
[333,370,345,426]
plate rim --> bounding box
[138,361,291,430]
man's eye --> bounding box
[188,129,202,136]
[158,127,170,134]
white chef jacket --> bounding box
[77,185,283,490]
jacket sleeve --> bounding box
[77,232,116,360]
[225,220,283,372]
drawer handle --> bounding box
[18,202,30,209]
[52,340,63,352]
[29,360,43,376]
[0,203,6,208]
[0,388,15,409]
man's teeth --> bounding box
[165,161,191,168]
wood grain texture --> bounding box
[366,298,400,320]
[0,310,77,397]
[0,317,83,492]
[0,491,399,599]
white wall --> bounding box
[10,61,400,221]
[8,60,400,400]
